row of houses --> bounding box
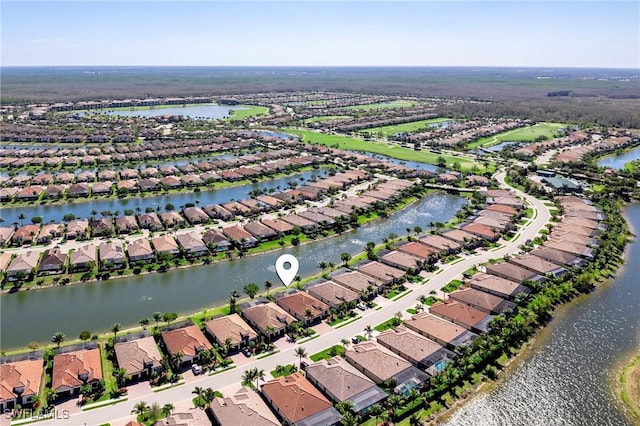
[554,135,635,164]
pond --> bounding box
[597,145,640,170]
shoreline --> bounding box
[616,352,640,422]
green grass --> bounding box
[301,115,351,124]
[467,122,567,149]
[310,345,346,362]
[361,117,454,137]
[225,105,269,120]
[374,317,402,332]
[346,100,418,110]
[270,364,297,378]
[283,128,479,170]
[441,279,463,293]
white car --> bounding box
[191,364,203,375]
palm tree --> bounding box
[162,403,174,417]
[242,368,257,387]
[368,403,384,425]
[152,311,162,327]
[364,325,374,340]
[111,323,121,339]
[44,387,58,405]
[340,412,360,426]
[386,394,403,423]
[131,400,148,415]
[18,213,26,226]
[192,386,204,406]
[264,280,273,296]
[172,351,184,370]
[304,308,314,325]
[294,346,307,369]
[254,368,265,389]
[51,332,66,348]
[340,252,351,266]
[409,413,422,426]
[148,402,161,422]
[318,261,328,271]
[224,337,233,355]
[113,368,128,388]
[139,318,149,329]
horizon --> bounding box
[1,65,639,70]
[2,1,638,68]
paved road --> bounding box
[35,170,550,426]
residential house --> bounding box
[90,217,114,237]
[138,213,164,232]
[447,287,517,314]
[240,300,296,339]
[161,325,213,370]
[38,248,67,275]
[404,312,478,350]
[529,247,586,269]
[418,234,462,255]
[159,211,185,228]
[6,251,40,281]
[151,235,180,257]
[183,207,209,225]
[485,262,545,284]
[467,273,531,300]
[37,223,64,244]
[305,357,387,415]
[66,219,89,240]
[396,241,439,262]
[461,222,501,242]
[306,280,360,309]
[175,232,209,257]
[208,386,280,426]
[0,358,44,411]
[261,218,294,234]
[379,250,422,272]
[202,229,232,252]
[52,348,103,398]
[376,326,456,373]
[222,225,258,248]
[69,244,97,271]
[275,290,330,325]
[357,261,406,285]
[331,270,384,296]
[114,336,163,381]
[11,225,40,246]
[204,314,258,352]
[440,229,481,249]
[509,254,567,277]
[543,240,595,260]
[127,239,154,264]
[261,373,342,426]
[0,227,15,246]
[429,301,493,333]
[115,216,139,234]
[67,183,90,198]
[99,242,125,270]
[345,341,430,395]
[243,221,278,241]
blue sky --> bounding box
[2,1,638,68]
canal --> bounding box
[442,204,640,426]
[0,193,467,350]
[0,169,329,225]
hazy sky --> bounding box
[2,1,639,68]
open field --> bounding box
[362,117,453,137]
[467,122,567,148]
[225,104,269,119]
[346,99,418,110]
[282,128,479,170]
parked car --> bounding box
[356,303,367,311]
[352,337,361,344]
[300,361,309,371]
[191,364,203,375]
[242,347,252,358]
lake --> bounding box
[0,193,467,350]
[597,145,640,170]
[442,203,640,426]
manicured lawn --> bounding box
[467,122,567,149]
[301,115,351,124]
[225,105,269,120]
[283,129,478,170]
[374,317,401,332]
[270,364,297,378]
[441,279,463,293]
[362,117,454,137]
[346,100,417,110]
[310,345,346,362]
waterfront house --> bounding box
[209,386,280,426]
[37,223,64,244]
[485,262,546,284]
[66,219,89,240]
[201,229,232,252]
[0,358,44,411]
[138,213,164,231]
[0,252,12,276]
[261,373,342,426]
[97,170,116,181]
[222,225,258,248]
[281,214,318,234]
[429,301,493,334]
[243,221,278,241]
[204,314,258,352]
[138,178,160,192]
[240,300,296,340]
[159,211,185,228]
[345,341,430,395]
[261,218,294,234]
[113,335,163,381]
[379,250,422,271]
[90,217,114,237]
[357,261,406,285]
[161,325,212,370]
[6,251,40,281]
[91,181,113,195]
[222,201,251,215]
[115,216,139,234]
[175,232,208,257]
[467,273,531,300]
[397,241,439,261]
[69,244,97,271]
[529,247,587,269]
[509,254,568,278]
[151,235,180,257]
[306,280,360,309]
[183,207,209,225]
[418,234,462,255]
[44,184,66,200]
[38,248,67,274]
[0,227,14,247]
[203,204,234,221]
[440,229,481,249]
[305,357,387,415]
[11,225,40,246]
[68,182,90,198]
[0,187,19,202]
[99,242,125,270]
[275,289,330,325]
[52,348,102,398]
[461,222,501,242]
[404,312,478,350]
[331,270,384,295]
[543,240,595,260]
[447,287,517,314]
[16,185,44,201]
[376,325,456,372]
[127,239,154,263]
[160,176,183,189]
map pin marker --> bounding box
[275,254,299,287]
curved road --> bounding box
[37,170,551,426]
